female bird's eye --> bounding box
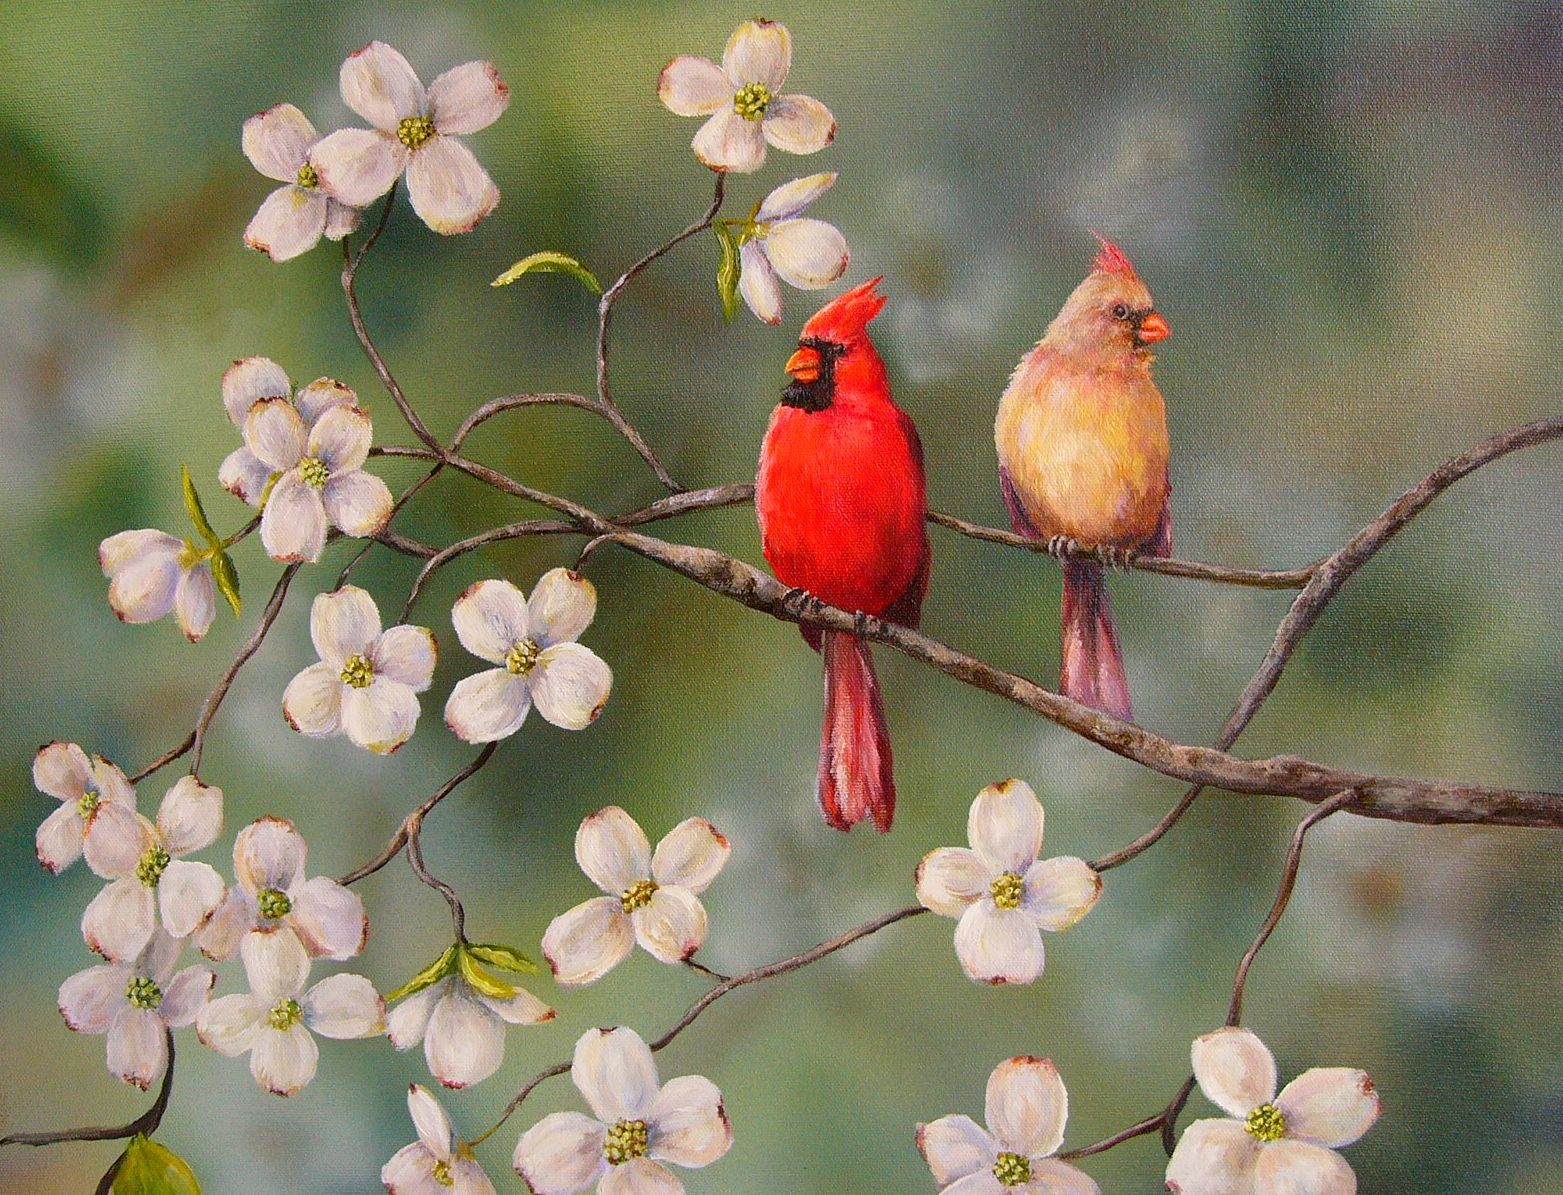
[1111,302,1130,320]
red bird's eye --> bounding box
[1111,302,1130,320]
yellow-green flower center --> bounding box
[1245,1102,1287,1142]
[620,878,658,914]
[267,998,303,1030]
[397,115,436,149]
[126,975,163,1010]
[257,887,292,920]
[136,845,172,888]
[506,638,542,676]
[733,81,772,121]
[992,1152,1032,1187]
[990,870,1025,910]
[298,455,330,489]
[296,162,319,189]
[340,654,374,689]
[430,1158,455,1187]
[77,786,101,819]
[603,1119,649,1165]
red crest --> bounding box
[801,277,887,344]
[1088,231,1139,279]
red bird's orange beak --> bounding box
[1137,311,1171,344]
[785,345,822,384]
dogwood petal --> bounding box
[323,469,393,537]
[532,643,612,729]
[244,185,327,262]
[527,568,597,647]
[341,41,426,130]
[1192,1028,1278,1119]
[295,378,358,426]
[243,103,317,179]
[259,470,327,562]
[196,887,254,960]
[84,802,151,879]
[100,528,181,576]
[572,1026,659,1122]
[234,816,306,895]
[409,1082,455,1157]
[222,357,291,426]
[342,678,420,753]
[302,972,385,1038]
[283,662,343,736]
[1165,1118,1261,1195]
[309,127,407,207]
[542,897,634,987]
[325,197,362,240]
[513,1111,608,1195]
[196,992,265,1056]
[1252,1139,1356,1195]
[917,1115,998,1186]
[1021,857,1101,931]
[311,585,382,664]
[986,1056,1068,1159]
[576,806,651,893]
[648,1074,731,1168]
[761,94,836,154]
[59,963,130,1033]
[1028,1158,1102,1194]
[373,625,438,691]
[445,669,530,743]
[389,979,448,1049]
[969,780,1045,874]
[428,61,510,134]
[290,876,368,959]
[1277,1069,1380,1149]
[692,108,766,173]
[764,218,849,289]
[916,847,991,917]
[309,404,372,473]
[244,396,307,470]
[738,240,782,324]
[600,1159,683,1195]
[381,1142,443,1195]
[757,171,835,221]
[251,1022,319,1096]
[160,965,216,1027]
[657,56,731,116]
[632,886,708,963]
[175,564,216,642]
[83,878,155,960]
[33,740,93,802]
[452,579,529,662]
[954,902,1045,986]
[651,819,730,893]
[219,446,274,505]
[406,134,499,234]
[108,1006,168,1089]
[158,860,225,938]
[36,804,84,873]
[156,775,222,855]
[723,18,790,89]
[242,925,309,1002]
[482,985,555,1026]
[106,541,181,624]
[425,987,503,1088]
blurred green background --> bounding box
[2,1,1561,1191]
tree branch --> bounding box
[1,1029,175,1148]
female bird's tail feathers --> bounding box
[1060,561,1133,720]
[818,630,895,832]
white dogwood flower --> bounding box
[915,780,1101,986]
[658,19,834,173]
[514,1027,732,1195]
[543,807,729,987]
[1166,1027,1381,1195]
[918,1056,1100,1195]
[197,816,367,963]
[217,357,357,505]
[384,1084,496,1195]
[444,572,612,743]
[81,776,225,962]
[389,972,554,1090]
[59,929,214,1091]
[99,529,216,642]
[33,742,145,878]
[242,102,361,261]
[309,41,508,234]
[196,927,384,1097]
[283,586,437,754]
[737,173,850,325]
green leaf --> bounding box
[466,942,538,974]
[457,947,518,1001]
[112,1135,201,1195]
[491,250,602,294]
[385,943,461,1003]
[211,551,241,618]
[714,224,742,323]
[180,466,219,549]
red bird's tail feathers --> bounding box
[818,630,895,832]
[1060,561,1133,720]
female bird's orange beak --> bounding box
[1137,311,1171,344]
[786,345,822,384]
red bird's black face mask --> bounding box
[782,337,844,412]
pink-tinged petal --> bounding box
[453,1158,495,1195]
[106,543,181,624]
[37,805,84,873]
[572,1026,659,1122]
[969,779,1045,874]
[289,876,368,959]
[323,469,393,537]
[691,107,766,173]
[527,567,597,647]
[1252,1139,1356,1195]
[1165,1118,1261,1195]
[59,964,129,1033]
[631,886,708,963]
[234,815,306,895]
[373,624,437,690]
[244,395,307,470]
[156,775,222,855]
[409,1082,455,1157]
[1021,857,1102,932]
[986,1055,1068,1159]
[241,924,310,1002]
[295,377,358,426]
[764,218,849,289]
[388,979,447,1049]
[483,985,555,1026]
[324,197,362,240]
[83,802,151,879]
[341,41,426,129]
[942,1170,1004,1195]
[158,860,226,938]
[107,1006,167,1090]
[196,887,255,960]
[542,897,634,987]
[513,1111,608,1195]
[250,1023,319,1096]
[917,1115,998,1185]
[648,1074,731,1168]
[174,564,216,642]
[342,678,421,754]
[309,403,372,473]
[382,1142,443,1195]
[242,102,317,181]
[761,94,836,154]
[953,902,1045,986]
[405,134,498,234]
[452,579,530,662]
[1277,1069,1380,1149]
[600,1159,684,1195]
[260,471,327,563]
[532,642,612,730]
[756,171,835,221]
[311,584,382,664]
[33,740,92,802]
[244,185,327,262]
[722,18,791,89]
[137,928,183,986]
[219,446,274,505]
[99,529,182,577]
[91,758,136,811]
[576,806,651,893]
[427,60,510,134]
[283,662,344,736]
[425,987,503,1088]
[657,55,731,116]
[445,668,530,743]
[83,878,156,961]
[160,966,216,1027]
[302,972,385,1038]
[915,847,990,917]
[651,819,730,893]
[1028,1158,1102,1194]
[738,240,782,324]
[309,127,407,207]
[222,357,291,426]
[1192,1028,1278,1119]
[196,992,265,1055]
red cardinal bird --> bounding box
[756,278,929,832]
[994,237,1172,719]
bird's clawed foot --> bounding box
[781,586,824,618]
[1045,535,1082,559]
[1093,544,1139,570]
[853,610,872,637]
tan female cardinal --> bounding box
[756,278,929,832]
[995,237,1172,720]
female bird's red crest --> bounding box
[1089,231,1139,280]
[801,276,887,344]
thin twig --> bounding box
[407,824,466,942]
[1061,1074,1196,1161]
[2,1029,175,1148]
[683,958,730,984]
